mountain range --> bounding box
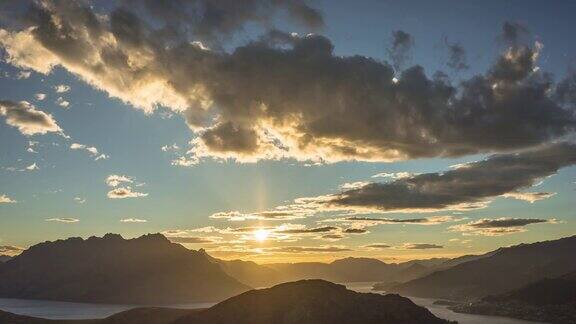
[390,235,576,300]
[450,270,576,323]
[0,280,452,324]
[0,233,249,304]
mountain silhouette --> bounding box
[0,255,11,263]
[451,270,576,323]
[0,280,453,324]
[390,235,576,300]
[0,233,250,304]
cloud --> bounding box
[277,226,337,234]
[161,143,180,152]
[362,243,391,249]
[500,21,530,46]
[0,245,24,256]
[74,197,86,204]
[443,37,468,71]
[25,162,39,171]
[283,142,576,214]
[54,84,70,93]
[106,174,133,187]
[16,70,31,79]
[343,228,367,234]
[56,97,70,108]
[0,100,63,136]
[210,210,308,221]
[120,218,147,223]
[337,215,461,226]
[0,4,574,165]
[107,187,148,199]
[70,143,109,161]
[396,243,444,250]
[45,217,79,223]
[501,191,556,203]
[388,30,414,72]
[266,245,351,254]
[450,217,555,236]
[34,93,46,101]
[0,194,16,203]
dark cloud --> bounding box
[322,234,344,240]
[0,100,63,136]
[1,2,575,164]
[278,226,337,234]
[500,21,530,46]
[471,218,548,228]
[388,30,414,72]
[450,217,555,236]
[443,37,468,71]
[119,0,323,46]
[323,143,576,212]
[400,243,443,250]
[363,244,391,249]
[343,228,367,234]
[346,217,429,224]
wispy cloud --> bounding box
[70,143,108,161]
[46,217,79,223]
[120,218,147,223]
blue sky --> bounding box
[0,0,575,263]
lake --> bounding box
[344,282,546,324]
[0,282,546,323]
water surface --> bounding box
[0,283,547,323]
[343,282,547,324]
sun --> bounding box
[254,229,270,242]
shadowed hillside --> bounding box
[391,235,576,300]
[0,234,250,304]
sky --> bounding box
[0,0,575,263]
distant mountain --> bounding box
[200,249,282,288]
[0,233,250,304]
[267,257,419,283]
[451,270,576,323]
[0,255,11,263]
[391,235,576,300]
[0,280,453,324]
[174,280,453,324]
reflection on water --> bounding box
[0,282,546,323]
[342,282,546,324]
[0,298,215,320]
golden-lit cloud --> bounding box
[0,100,63,136]
[0,2,574,165]
[0,194,16,204]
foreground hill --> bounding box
[0,280,452,324]
[0,233,249,304]
[391,235,576,300]
[451,270,576,323]
[175,280,452,324]
[0,255,11,263]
